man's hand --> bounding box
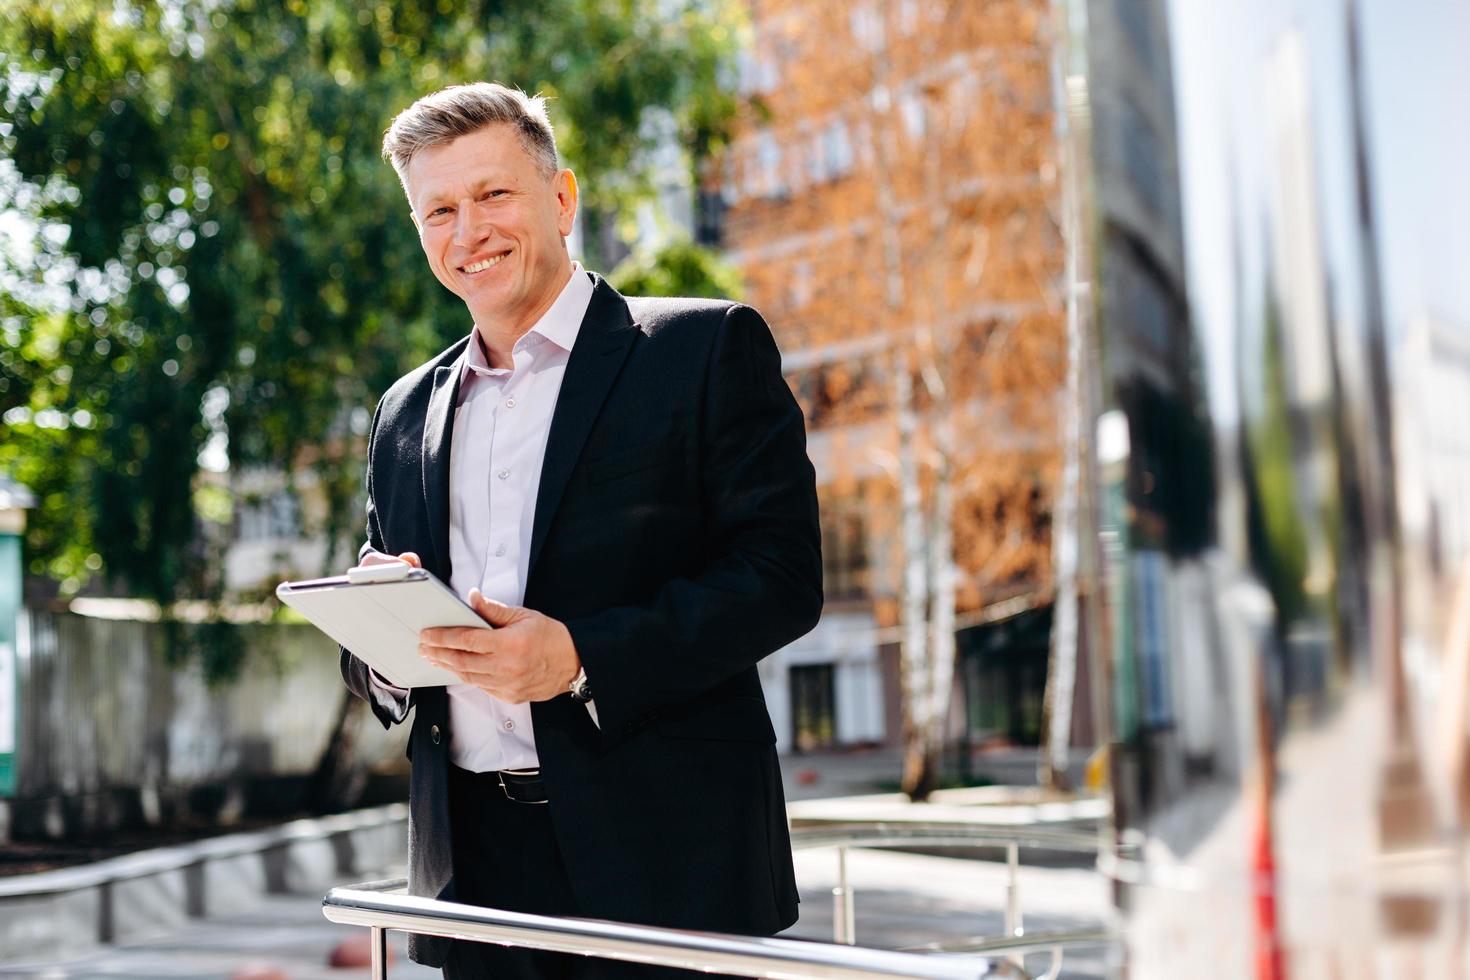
[357,549,422,570]
[419,588,582,704]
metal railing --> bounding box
[321,820,1115,980]
[323,878,1106,979]
[789,823,1101,946]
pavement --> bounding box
[0,748,1113,979]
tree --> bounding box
[610,238,743,299]
[3,0,742,810]
[2,0,741,599]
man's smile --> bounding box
[460,250,511,274]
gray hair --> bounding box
[382,82,560,183]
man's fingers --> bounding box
[357,549,421,569]
[468,588,517,626]
[421,643,499,678]
[420,625,497,652]
[420,643,499,681]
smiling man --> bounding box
[337,83,823,979]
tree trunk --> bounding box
[901,738,941,802]
[926,419,958,791]
[1039,239,1083,790]
[896,348,939,801]
[1039,23,1095,790]
[303,687,369,814]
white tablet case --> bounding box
[276,567,485,688]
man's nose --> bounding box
[452,199,487,248]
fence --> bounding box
[3,607,406,838]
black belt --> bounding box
[494,768,548,805]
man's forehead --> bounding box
[405,127,533,202]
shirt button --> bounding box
[494,543,506,557]
[430,724,441,745]
[502,719,515,732]
[505,397,516,408]
[497,468,510,480]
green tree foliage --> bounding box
[610,238,743,300]
[1244,290,1309,627]
[1,0,741,602]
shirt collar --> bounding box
[461,262,594,381]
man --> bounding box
[338,82,823,979]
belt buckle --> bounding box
[497,768,548,805]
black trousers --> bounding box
[442,764,720,980]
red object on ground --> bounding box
[1251,796,1284,980]
[796,769,819,786]
[231,965,290,980]
[329,932,393,968]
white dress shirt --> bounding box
[371,263,594,773]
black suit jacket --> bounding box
[340,272,822,967]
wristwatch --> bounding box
[568,667,593,703]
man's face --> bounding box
[405,124,577,334]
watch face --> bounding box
[570,670,591,702]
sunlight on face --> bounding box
[405,123,578,337]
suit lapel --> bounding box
[528,276,640,578]
[421,351,468,581]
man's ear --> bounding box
[408,207,421,232]
[556,169,579,237]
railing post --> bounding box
[1004,840,1022,938]
[832,845,856,945]
[1037,945,1065,980]
[371,925,388,980]
[1004,840,1025,972]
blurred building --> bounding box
[1069,0,1470,971]
[213,465,328,597]
[711,0,1069,753]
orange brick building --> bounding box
[708,0,1068,753]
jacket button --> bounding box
[430,724,442,745]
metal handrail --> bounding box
[322,821,1116,979]
[786,822,1105,950]
[789,824,1100,852]
[323,879,1011,979]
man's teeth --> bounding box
[462,253,507,274]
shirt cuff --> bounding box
[367,668,412,723]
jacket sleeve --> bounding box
[562,303,823,742]
[338,396,414,730]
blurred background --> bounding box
[0,0,1467,976]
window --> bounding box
[822,508,870,601]
[755,131,785,200]
[695,188,726,247]
[790,664,837,752]
[237,488,301,541]
[849,4,885,53]
[822,120,854,179]
[1120,99,1164,218]
[735,49,781,96]
[900,92,926,141]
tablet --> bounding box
[276,563,486,688]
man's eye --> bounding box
[429,206,452,218]
[480,189,506,200]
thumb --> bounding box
[468,587,517,627]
